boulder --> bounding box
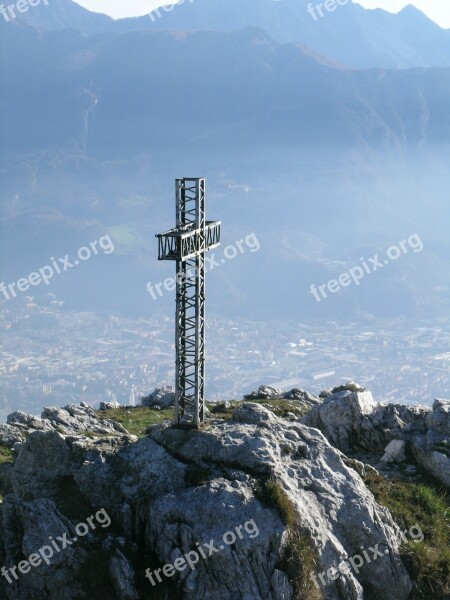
[141,385,175,408]
[0,497,88,599]
[7,405,127,438]
[331,382,366,394]
[7,411,54,433]
[41,404,128,435]
[99,401,122,411]
[244,385,281,400]
[0,424,26,448]
[426,398,449,435]
[106,543,139,600]
[302,390,449,488]
[282,388,321,406]
[243,386,321,412]
[381,440,406,463]
[301,388,378,451]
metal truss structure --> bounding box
[156,178,221,428]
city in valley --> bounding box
[0,294,449,421]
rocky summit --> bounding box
[0,387,448,600]
[302,386,450,488]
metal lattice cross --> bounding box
[156,178,221,428]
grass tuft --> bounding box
[256,477,297,528]
[256,477,323,599]
[208,399,311,421]
[0,443,13,464]
[364,471,450,599]
[95,406,175,437]
[96,398,310,438]
[252,399,311,419]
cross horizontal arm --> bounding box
[156,221,221,261]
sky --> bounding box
[73,1,450,28]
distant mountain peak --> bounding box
[13,0,113,34]
[398,3,440,25]
[10,0,450,69]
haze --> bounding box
[74,0,450,28]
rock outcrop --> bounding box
[302,386,449,488]
[0,399,415,600]
[244,385,321,411]
[141,385,176,408]
[3,404,128,448]
[99,401,122,411]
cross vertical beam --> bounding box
[156,178,221,428]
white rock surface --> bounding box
[302,390,449,487]
[0,400,414,600]
[141,385,176,408]
[381,440,406,463]
[99,401,122,411]
[149,403,412,600]
[301,389,378,451]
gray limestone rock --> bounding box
[0,397,424,599]
[141,385,176,408]
[302,390,449,487]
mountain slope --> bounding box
[9,0,113,34]
[1,20,450,321]
[118,1,450,69]
[1,22,450,156]
[12,0,450,69]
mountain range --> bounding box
[12,0,450,69]
[1,0,450,322]
[2,22,450,156]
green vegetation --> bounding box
[0,443,13,464]
[78,430,99,439]
[256,477,323,600]
[54,426,67,435]
[256,477,297,528]
[252,399,311,419]
[95,406,175,437]
[207,400,240,420]
[207,398,310,421]
[97,398,310,439]
[364,472,450,599]
[0,443,11,501]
